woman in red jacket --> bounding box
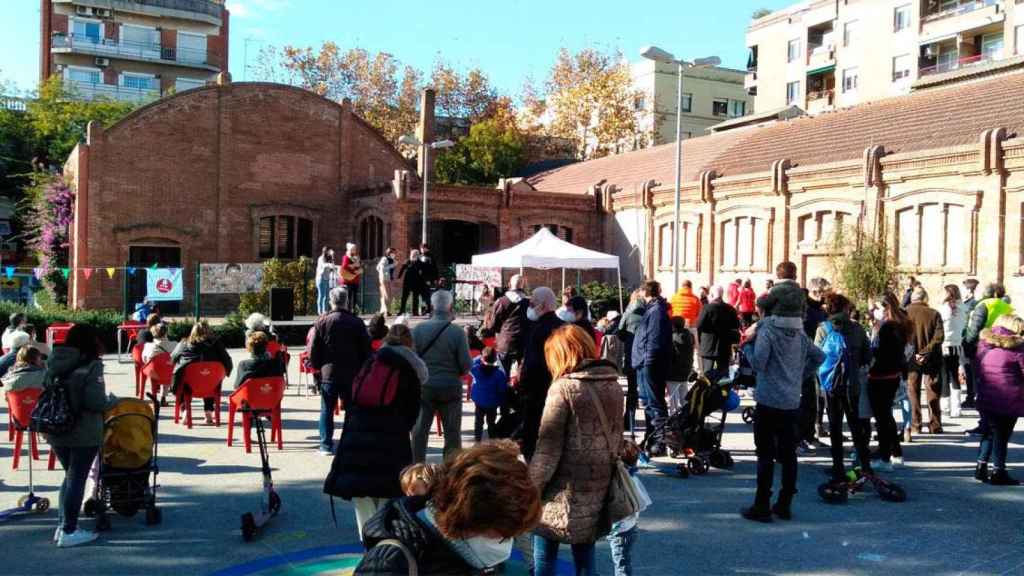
[738,279,757,327]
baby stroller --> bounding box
[645,373,736,477]
[83,394,162,529]
[732,341,757,425]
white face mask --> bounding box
[556,307,576,323]
[527,307,540,322]
[873,308,885,323]
[447,534,514,569]
[420,256,428,263]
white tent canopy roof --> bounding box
[471,227,620,270]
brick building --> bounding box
[526,68,1024,302]
[63,79,611,311]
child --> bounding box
[142,323,177,404]
[470,347,509,442]
[668,317,695,412]
[399,462,440,497]
[607,440,651,576]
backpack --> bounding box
[31,367,82,436]
[817,322,850,394]
[350,349,406,409]
[600,330,627,371]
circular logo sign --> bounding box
[155,278,174,293]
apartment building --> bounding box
[746,0,1024,114]
[40,0,229,102]
[631,58,750,145]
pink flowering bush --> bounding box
[23,172,73,305]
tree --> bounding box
[544,48,642,160]
[752,8,773,19]
[19,172,74,304]
[26,77,137,165]
[435,119,526,185]
[827,225,900,311]
[253,42,421,144]
[430,61,498,122]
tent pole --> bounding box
[561,268,565,293]
[616,263,624,315]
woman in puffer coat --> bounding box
[974,314,1024,485]
[530,324,623,576]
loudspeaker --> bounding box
[270,287,294,321]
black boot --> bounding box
[741,491,773,523]
[975,462,989,483]
[772,491,795,520]
[988,469,1021,486]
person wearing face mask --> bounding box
[561,295,596,344]
[868,292,911,469]
[355,440,541,575]
[520,287,565,460]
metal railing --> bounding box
[919,52,997,76]
[0,96,27,112]
[807,89,834,102]
[922,0,999,23]
[65,80,160,102]
[52,33,219,67]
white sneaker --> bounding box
[57,529,98,548]
[891,456,904,466]
[53,527,62,543]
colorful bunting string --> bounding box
[82,268,93,280]
[106,267,116,279]
[60,268,69,279]
[3,267,12,279]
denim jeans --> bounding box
[977,412,1019,470]
[636,366,667,448]
[533,534,596,576]
[54,445,99,534]
[753,405,799,506]
[319,378,339,452]
[316,277,331,315]
[411,386,463,462]
[607,525,637,576]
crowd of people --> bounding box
[4,247,1021,570]
[315,242,442,318]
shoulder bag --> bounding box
[584,385,641,535]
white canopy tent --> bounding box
[471,227,624,313]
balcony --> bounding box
[60,0,223,24]
[66,80,159,102]
[51,33,220,70]
[806,89,834,114]
[920,0,1003,42]
[919,51,999,75]
[744,70,757,90]
[806,45,836,70]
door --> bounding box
[128,245,182,315]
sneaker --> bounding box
[891,456,904,466]
[53,527,62,543]
[637,453,658,470]
[318,446,334,456]
[797,441,812,456]
[57,529,98,548]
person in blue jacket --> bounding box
[631,280,673,455]
[470,346,509,442]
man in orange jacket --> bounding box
[669,280,702,328]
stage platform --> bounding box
[271,314,482,345]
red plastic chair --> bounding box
[464,349,482,401]
[132,343,146,399]
[46,322,75,346]
[266,341,291,387]
[371,339,383,352]
[227,376,285,452]
[175,362,227,428]
[6,389,55,470]
[142,352,174,399]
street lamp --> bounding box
[640,46,720,293]
[399,135,455,245]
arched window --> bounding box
[359,215,386,260]
[258,216,313,259]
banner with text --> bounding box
[454,264,501,301]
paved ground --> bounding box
[1,350,1022,575]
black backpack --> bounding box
[31,368,82,436]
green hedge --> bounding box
[0,302,247,352]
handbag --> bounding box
[583,386,641,535]
[31,370,80,436]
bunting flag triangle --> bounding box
[106,267,116,279]
[150,262,159,270]
[127,267,137,275]
[3,267,13,279]
[32,268,44,280]
[60,268,69,279]
[82,268,93,280]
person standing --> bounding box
[974,314,1024,485]
[868,292,910,469]
[726,278,741,309]
[756,261,805,319]
[519,287,564,460]
[696,285,741,383]
[742,303,824,522]
[411,290,472,462]
[905,287,945,435]
[801,280,829,448]
[737,280,757,326]
[619,290,646,433]
[398,249,424,316]
[470,347,509,442]
[376,247,396,316]
[668,279,702,332]
[901,276,920,309]
[315,247,337,316]
[310,288,373,455]
[938,285,968,418]
[340,243,363,314]
[963,282,1014,435]
[486,274,531,375]
[530,325,623,576]
[631,281,672,455]
[961,278,981,408]
[418,244,440,315]
[323,323,424,540]
[46,324,107,547]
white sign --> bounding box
[454,264,501,301]
[199,263,264,294]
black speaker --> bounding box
[270,287,294,321]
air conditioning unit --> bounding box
[75,6,94,16]
[95,8,112,18]
[94,57,110,67]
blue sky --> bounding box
[1,0,792,96]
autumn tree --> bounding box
[430,61,498,122]
[26,77,137,164]
[544,48,642,160]
[435,119,525,185]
